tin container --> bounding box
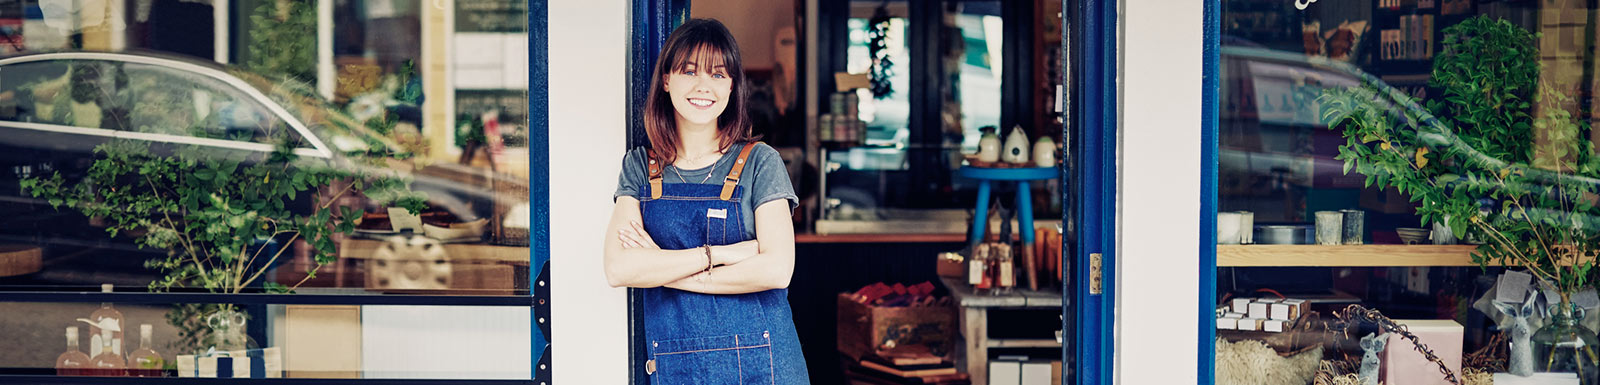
[1256,225,1311,245]
[1315,211,1344,245]
[1339,209,1365,245]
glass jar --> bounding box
[1532,302,1600,384]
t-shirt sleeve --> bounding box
[748,143,798,211]
[614,147,648,202]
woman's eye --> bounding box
[684,70,696,76]
[712,73,726,79]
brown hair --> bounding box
[643,18,756,164]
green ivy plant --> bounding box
[20,141,426,295]
[1319,15,1600,302]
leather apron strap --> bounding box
[646,155,665,200]
[720,142,761,201]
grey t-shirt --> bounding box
[614,142,797,238]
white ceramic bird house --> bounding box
[1003,125,1030,164]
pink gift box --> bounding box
[1382,320,1462,385]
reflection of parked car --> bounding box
[1219,44,1367,223]
[0,51,527,285]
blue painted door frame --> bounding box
[1200,1,1222,384]
[529,0,552,382]
[1069,0,1116,383]
[1199,0,1222,383]
[626,1,690,384]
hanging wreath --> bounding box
[868,4,895,99]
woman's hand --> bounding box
[711,240,760,266]
[618,220,659,249]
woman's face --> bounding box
[664,52,733,127]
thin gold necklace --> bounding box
[670,163,715,184]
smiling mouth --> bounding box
[688,98,716,107]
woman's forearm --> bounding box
[664,248,793,294]
[605,247,711,288]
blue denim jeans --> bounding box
[639,182,810,385]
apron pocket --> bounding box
[649,331,775,385]
[705,209,730,246]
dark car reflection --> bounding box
[0,51,529,290]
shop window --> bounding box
[0,0,539,381]
[1214,1,1600,383]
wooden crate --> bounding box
[836,293,958,361]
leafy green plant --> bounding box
[246,0,317,83]
[20,141,426,294]
[1319,15,1600,300]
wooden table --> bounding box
[940,277,1063,385]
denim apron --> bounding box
[639,142,810,385]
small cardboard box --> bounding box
[1382,320,1463,385]
[836,293,957,361]
[1248,302,1270,319]
[1281,299,1308,319]
[1231,298,1253,313]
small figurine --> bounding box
[1358,332,1389,385]
[1493,295,1539,377]
[1033,136,1057,167]
[977,126,1001,164]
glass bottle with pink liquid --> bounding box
[127,324,164,377]
[80,318,125,376]
[87,284,124,359]
[53,326,90,376]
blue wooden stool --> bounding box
[959,166,1058,249]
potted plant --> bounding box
[22,139,424,354]
[1319,15,1599,381]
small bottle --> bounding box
[127,324,164,377]
[54,326,90,376]
[970,243,992,293]
[87,284,123,359]
[995,243,1016,294]
[86,325,125,376]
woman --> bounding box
[603,19,810,384]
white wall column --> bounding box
[1116,0,1202,384]
[548,0,629,383]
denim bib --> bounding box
[638,143,810,385]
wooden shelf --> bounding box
[1218,244,1481,267]
[795,233,966,244]
[986,338,1062,348]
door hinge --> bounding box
[1089,253,1103,295]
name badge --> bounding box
[707,208,727,219]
